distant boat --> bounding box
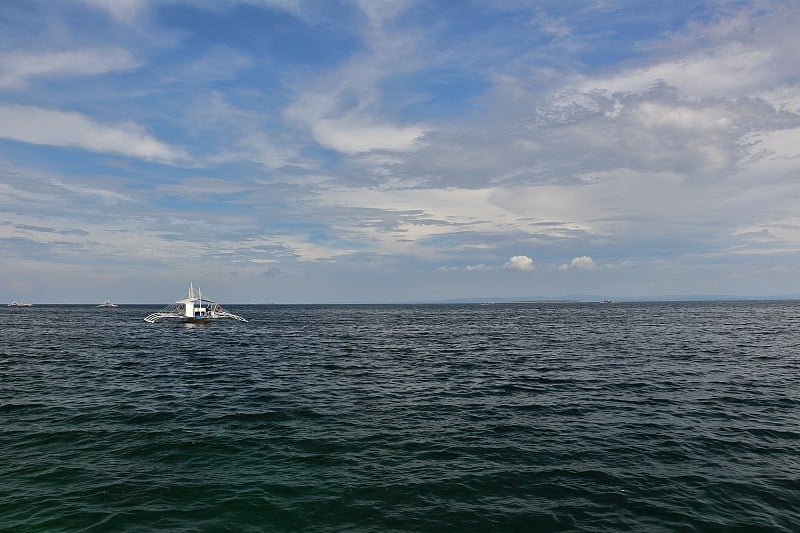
[97,300,118,308]
[602,299,614,304]
[144,283,247,324]
[7,301,32,307]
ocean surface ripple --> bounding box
[2,301,799,531]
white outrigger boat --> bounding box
[98,300,118,308]
[144,283,247,324]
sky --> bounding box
[1,0,799,303]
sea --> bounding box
[1,301,799,531]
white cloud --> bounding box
[252,234,354,262]
[605,260,634,270]
[50,180,132,204]
[78,0,150,24]
[315,184,598,261]
[210,131,295,169]
[559,256,595,271]
[732,213,800,255]
[356,0,414,32]
[312,118,425,154]
[530,11,571,39]
[185,93,298,168]
[156,177,251,200]
[0,104,185,162]
[576,5,800,102]
[743,127,800,162]
[282,0,425,157]
[464,263,491,271]
[504,255,534,271]
[631,101,733,132]
[0,48,140,89]
[760,86,800,115]
[579,44,777,100]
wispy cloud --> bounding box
[283,0,427,157]
[0,48,140,89]
[0,104,185,162]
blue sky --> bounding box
[1,0,799,303]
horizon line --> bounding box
[5,295,800,306]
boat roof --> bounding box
[176,297,219,305]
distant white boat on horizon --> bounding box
[98,300,118,308]
[144,283,247,324]
[8,300,33,307]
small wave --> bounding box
[0,402,47,412]
[215,409,324,424]
[216,411,288,422]
[121,411,178,424]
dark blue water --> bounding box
[2,302,799,531]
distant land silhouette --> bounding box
[424,294,800,304]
